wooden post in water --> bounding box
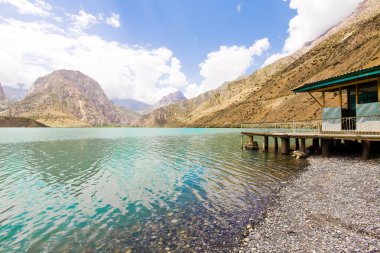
[263,136,269,152]
[241,135,243,149]
[361,141,371,160]
[245,135,259,150]
[301,138,306,153]
[281,138,290,155]
[321,139,330,157]
[274,137,278,152]
[295,138,300,151]
[247,135,254,145]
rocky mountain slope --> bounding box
[0,83,6,101]
[112,98,152,114]
[1,70,140,127]
[142,0,380,127]
[139,90,187,116]
[153,90,186,109]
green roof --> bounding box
[293,65,380,93]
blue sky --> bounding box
[86,0,294,82]
[0,0,362,103]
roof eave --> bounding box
[292,65,380,94]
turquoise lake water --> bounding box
[0,128,307,252]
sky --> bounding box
[0,0,363,104]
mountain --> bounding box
[142,0,380,127]
[1,70,140,127]
[3,84,27,101]
[141,56,295,126]
[112,98,151,114]
[153,90,186,109]
[139,90,187,115]
[0,83,5,101]
[112,92,185,116]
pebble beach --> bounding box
[238,157,380,253]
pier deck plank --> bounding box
[241,131,380,141]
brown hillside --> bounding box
[194,13,380,126]
[142,0,380,127]
[0,116,47,127]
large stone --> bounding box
[245,141,259,150]
[292,150,307,159]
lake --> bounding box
[0,128,307,252]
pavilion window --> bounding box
[357,81,378,104]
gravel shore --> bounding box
[239,157,380,253]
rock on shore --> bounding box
[239,157,380,252]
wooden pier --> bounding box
[241,131,380,159]
[240,65,380,160]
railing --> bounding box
[241,120,321,134]
[241,116,380,135]
[323,115,380,135]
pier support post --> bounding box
[245,135,259,150]
[334,139,341,152]
[281,138,290,155]
[274,137,278,152]
[263,136,269,152]
[313,138,319,149]
[313,138,321,154]
[300,138,306,153]
[295,138,300,151]
[241,135,243,149]
[248,135,254,145]
[321,139,330,158]
[361,141,371,160]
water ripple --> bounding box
[0,129,307,252]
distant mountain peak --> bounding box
[154,90,186,109]
[3,84,27,101]
[30,69,99,94]
[112,98,152,114]
[0,83,5,101]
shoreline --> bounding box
[237,156,380,252]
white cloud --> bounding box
[284,0,363,53]
[158,58,188,88]
[68,11,121,33]
[0,2,271,103]
[0,18,189,104]
[263,0,363,66]
[0,0,52,17]
[185,38,270,98]
[68,10,98,32]
[237,4,241,12]
[106,13,120,28]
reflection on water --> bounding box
[0,128,307,252]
